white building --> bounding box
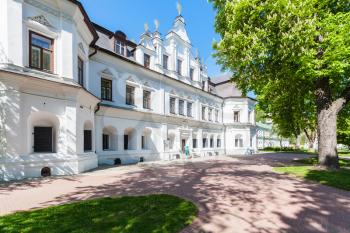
[256,122,290,149]
[0,0,257,181]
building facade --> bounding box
[0,0,257,181]
[256,122,290,149]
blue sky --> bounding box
[80,0,224,78]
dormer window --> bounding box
[29,31,53,72]
[144,53,150,68]
[177,59,182,75]
[115,40,125,56]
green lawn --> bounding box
[0,194,198,233]
[339,150,350,157]
[274,157,350,191]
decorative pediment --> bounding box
[170,89,176,95]
[100,68,115,79]
[127,76,136,83]
[28,15,52,27]
[143,81,151,88]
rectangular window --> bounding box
[101,78,112,101]
[210,138,214,148]
[179,99,184,115]
[30,31,53,72]
[193,138,197,148]
[217,139,221,148]
[124,135,129,150]
[142,136,145,149]
[208,108,213,121]
[202,138,207,148]
[170,97,176,114]
[84,130,92,151]
[144,53,151,68]
[190,68,194,80]
[143,90,151,109]
[34,127,53,153]
[202,81,206,90]
[202,106,206,120]
[215,110,219,122]
[103,134,109,150]
[177,59,182,75]
[163,55,168,69]
[234,111,240,122]
[78,57,84,86]
[115,40,125,55]
[126,85,135,105]
[187,102,192,117]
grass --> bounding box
[274,156,350,191]
[339,150,350,157]
[0,194,198,233]
[259,147,314,154]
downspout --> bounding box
[89,46,98,58]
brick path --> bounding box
[1,153,350,233]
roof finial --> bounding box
[154,19,159,31]
[176,1,182,15]
[144,22,149,32]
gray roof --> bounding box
[211,73,233,84]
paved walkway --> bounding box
[1,153,350,233]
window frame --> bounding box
[29,31,54,72]
[101,78,113,101]
[143,90,151,109]
[208,108,213,121]
[177,59,182,75]
[163,54,168,70]
[126,85,135,106]
[202,106,206,120]
[170,97,176,114]
[178,99,185,116]
[189,68,194,80]
[187,102,193,117]
[115,39,125,56]
[233,111,240,122]
[78,56,84,86]
[144,53,151,68]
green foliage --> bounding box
[338,106,350,147]
[0,194,198,233]
[210,0,350,140]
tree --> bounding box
[211,0,350,169]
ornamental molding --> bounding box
[28,15,52,27]
[24,0,73,22]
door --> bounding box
[181,139,186,152]
[34,127,53,153]
[84,130,92,151]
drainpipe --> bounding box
[89,47,98,58]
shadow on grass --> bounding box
[0,194,197,233]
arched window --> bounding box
[28,112,59,153]
[235,134,243,148]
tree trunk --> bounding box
[317,108,339,169]
[315,77,341,169]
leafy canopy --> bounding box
[211,0,350,136]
